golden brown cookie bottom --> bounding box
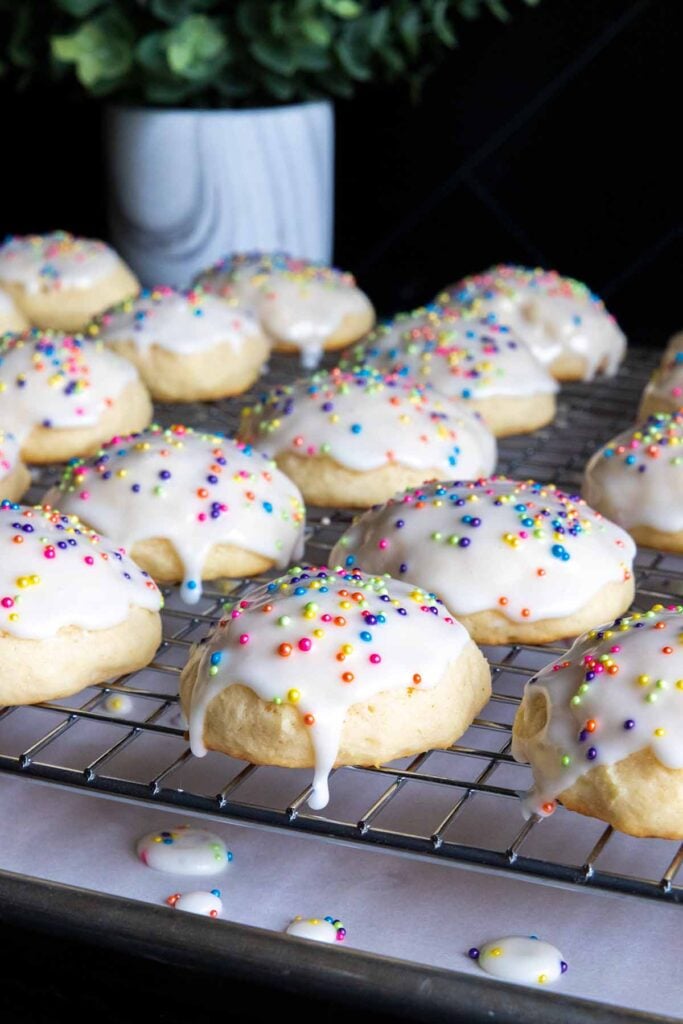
[1,263,140,332]
[20,379,152,464]
[180,640,490,771]
[514,689,683,839]
[105,333,270,402]
[454,576,635,645]
[0,604,161,706]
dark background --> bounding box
[0,0,679,345]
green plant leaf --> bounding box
[293,43,331,72]
[136,33,169,74]
[316,68,354,98]
[381,44,406,75]
[269,1,288,38]
[368,7,390,50]
[8,4,39,69]
[322,0,362,19]
[335,18,372,81]
[3,0,540,105]
[250,38,296,76]
[236,1,268,39]
[88,74,129,97]
[486,0,511,21]
[301,17,332,47]
[432,0,458,46]
[259,70,297,100]
[145,77,199,104]
[398,6,421,57]
[215,75,254,99]
[51,10,133,89]
[456,0,482,19]
[166,14,227,79]
[55,0,108,16]
[150,0,218,25]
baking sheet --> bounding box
[0,773,680,1019]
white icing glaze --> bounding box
[583,412,683,533]
[471,936,567,985]
[0,428,22,487]
[97,285,265,356]
[0,289,13,314]
[185,565,471,810]
[137,824,233,874]
[286,916,346,943]
[0,232,119,293]
[640,352,683,415]
[330,478,634,624]
[0,502,161,640]
[0,331,137,442]
[440,265,626,380]
[103,692,134,716]
[344,311,558,400]
[196,252,373,368]
[166,890,223,917]
[48,425,306,604]
[241,369,497,477]
[512,607,683,816]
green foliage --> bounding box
[0,0,540,106]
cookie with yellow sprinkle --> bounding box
[0,502,162,706]
[513,605,683,838]
[180,565,490,810]
[238,369,496,508]
[0,330,152,464]
[195,252,375,369]
[43,424,306,605]
[0,231,139,332]
[330,478,635,645]
[94,285,270,401]
[583,412,683,553]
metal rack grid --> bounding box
[1,347,681,906]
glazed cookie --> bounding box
[45,424,306,604]
[330,478,635,645]
[0,429,30,502]
[663,330,683,362]
[638,351,683,419]
[180,565,491,809]
[95,286,270,401]
[0,502,162,706]
[344,312,558,437]
[0,231,139,331]
[512,605,683,838]
[438,265,626,381]
[0,287,29,335]
[0,331,152,463]
[582,412,683,553]
[238,369,497,507]
[196,252,375,369]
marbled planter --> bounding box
[104,101,334,288]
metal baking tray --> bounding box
[0,345,680,1023]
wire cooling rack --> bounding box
[1,346,681,906]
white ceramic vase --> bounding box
[104,101,334,288]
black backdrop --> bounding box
[0,0,680,344]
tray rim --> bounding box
[0,867,677,1024]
